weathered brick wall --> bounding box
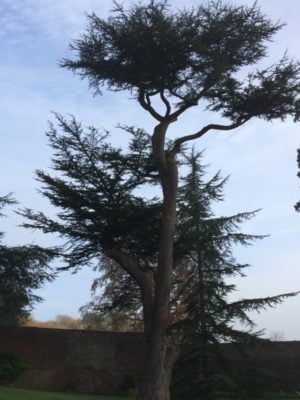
[1,325,300,394]
[0,325,143,394]
[222,341,300,391]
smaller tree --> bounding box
[80,256,143,331]
[0,195,55,325]
[172,151,298,399]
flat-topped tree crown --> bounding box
[62,0,300,126]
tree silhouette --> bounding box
[23,1,300,398]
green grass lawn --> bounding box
[0,386,130,400]
[216,394,300,400]
[1,387,300,400]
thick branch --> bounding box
[152,122,171,172]
[138,90,164,121]
[172,117,251,154]
[107,246,150,287]
[160,90,171,117]
[106,246,155,334]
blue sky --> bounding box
[1,0,300,339]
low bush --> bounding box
[0,352,25,383]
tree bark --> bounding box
[138,336,178,400]
[106,246,155,336]
[137,121,179,400]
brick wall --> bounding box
[1,325,300,394]
[0,325,143,394]
[222,341,300,392]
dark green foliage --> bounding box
[62,1,300,124]
[65,0,280,93]
[0,195,55,325]
[206,55,300,122]
[20,116,161,272]
[21,116,299,396]
[229,363,280,399]
[175,151,297,337]
[0,352,25,383]
[171,151,298,400]
[76,149,298,398]
[173,351,279,400]
[0,245,55,325]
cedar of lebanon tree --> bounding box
[24,1,300,399]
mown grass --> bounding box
[215,392,300,400]
[0,386,130,400]
[1,386,300,400]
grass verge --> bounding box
[0,386,129,400]
[1,386,300,400]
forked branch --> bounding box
[138,90,163,121]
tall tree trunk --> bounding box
[138,335,178,400]
[137,121,179,400]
